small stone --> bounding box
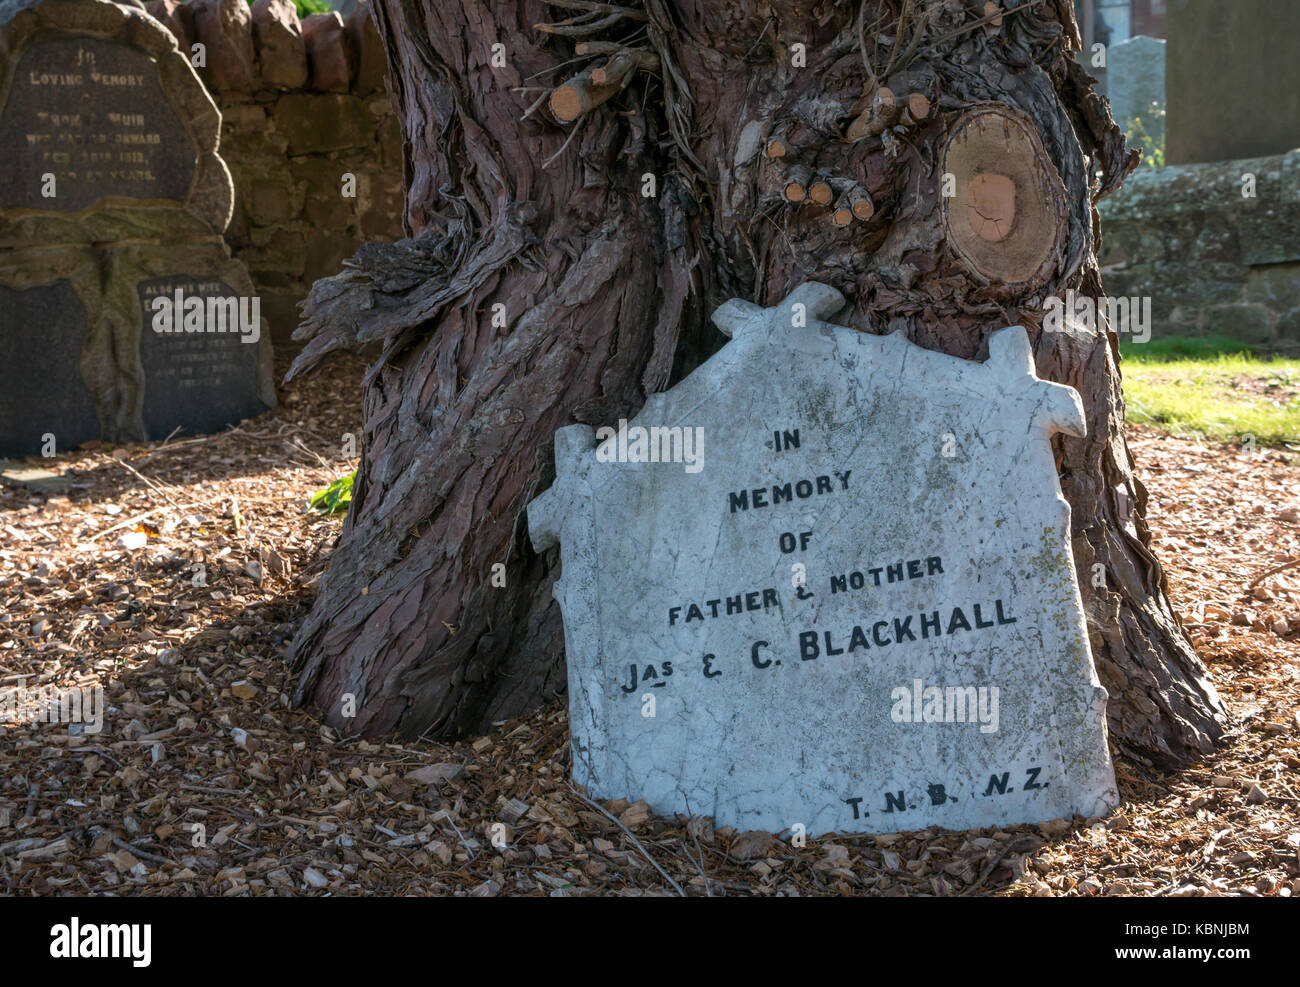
[302,867,328,888]
[686,815,714,844]
[1273,618,1291,636]
[1037,817,1071,836]
[230,727,249,749]
[729,829,781,861]
[1245,784,1267,805]
[470,879,501,897]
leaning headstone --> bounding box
[0,0,274,456]
[1107,36,1164,152]
[529,282,1118,835]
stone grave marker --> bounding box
[137,273,272,439]
[528,282,1118,835]
[0,35,195,212]
[0,279,98,458]
[1107,36,1164,149]
[0,0,274,455]
[0,0,233,247]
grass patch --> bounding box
[1120,337,1300,445]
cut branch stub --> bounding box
[846,85,900,141]
[851,190,875,220]
[940,103,1068,291]
[550,51,654,123]
[900,92,930,126]
[783,164,811,203]
[549,70,619,122]
[807,177,833,206]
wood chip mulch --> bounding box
[1,355,1297,896]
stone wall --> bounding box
[1098,150,1300,347]
[144,0,403,347]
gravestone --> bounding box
[0,0,233,247]
[137,274,272,439]
[1166,0,1300,164]
[529,283,1118,835]
[1107,36,1164,151]
[0,36,195,212]
[0,280,98,458]
[0,0,274,456]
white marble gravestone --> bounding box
[528,282,1118,836]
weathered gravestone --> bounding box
[529,282,1119,835]
[0,272,99,458]
[0,0,273,456]
[0,0,233,247]
[1107,36,1164,151]
[136,271,272,439]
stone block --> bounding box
[272,92,371,154]
[302,11,353,93]
[1203,303,1273,343]
[251,0,307,90]
[191,0,256,94]
[346,0,386,95]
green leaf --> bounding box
[309,472,355,516]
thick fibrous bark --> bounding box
[287,0,1225,765]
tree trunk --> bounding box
[286,0,1225,766]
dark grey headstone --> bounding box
[138,276,269,440]
[0,281,98,457]
[0,35,195,212]
[1167,0,1300,164]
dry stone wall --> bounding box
[144,0,404,347]
[1098,150,1300,349]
